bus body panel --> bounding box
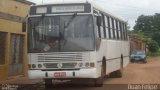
[95,39,129,75]
[28,68,98,79]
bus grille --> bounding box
[36,52,89,63]
[44,63,77,68]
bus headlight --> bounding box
[32,64,36,68]
[28,64,31,69]
[78,63,83,67]
[38,64,42,68]
[90,62,95,67]
[73,63,77,68]
[85,63,90,67]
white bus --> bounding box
[26,1,129,87]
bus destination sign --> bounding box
[52,5,84,13]
[30,3,91,15]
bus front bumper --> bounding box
[28,68,98,79]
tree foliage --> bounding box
[133,13,160,47]
[152,32,160,46]
[148,40,159,52]
[134,13,160,36]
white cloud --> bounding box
[126,0,149,8]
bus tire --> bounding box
[44,79,53,89]
[109,66,123,78]
[94,77,103,87]
[94,65,104,87]
[115,67,123,78]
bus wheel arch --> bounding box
[121,54,124,68]
[102,57,106,77]
[94,57,106,87]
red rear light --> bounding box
[28,64,31,69]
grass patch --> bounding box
[147,50,160,56]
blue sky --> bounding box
[27,0,160,30]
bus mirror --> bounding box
[22,21,26,32]
[97,16,102,26]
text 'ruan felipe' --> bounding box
[128,84,158,90]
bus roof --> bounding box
[91,2,126,22]
[32,0,126,22]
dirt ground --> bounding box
[105,56,160,84]
[47,56,160,90]
[1,57,160,90]
[50,56,160,90]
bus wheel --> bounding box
[116,66,123,78]
[44,79,53,89]
[94,65,104,87]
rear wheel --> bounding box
[44,79,53,89]
[110,56,123,78]
[109,67,123,78]
[94,77,103,87]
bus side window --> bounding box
[116,20,119,40]
[107,16,111,39]
[120,22,123,40]
[125,24,128,40]
[104,16,109,39]
[102,14,106,38]
[95,15,105,39]
[111,18,115,39]
[114,19,117,39]
[124,23,128,40]
[123,23,126,40]
[109,17,113,39]
[100,14,105,39]
[122,23,125,40]
[118,22,121,40]
[94,16,101,38]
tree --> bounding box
[148,40,159,52]
[152,32,160,46]
[134,13,160,38]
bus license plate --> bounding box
[54,72,66,77]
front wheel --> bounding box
[94,65,104,87]
[44,79,53,89]
[94,77,103,87]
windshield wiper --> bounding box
[58,24,66,51]
[65,13,77,28]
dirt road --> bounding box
[50,56,160,90]
[1,57,160,90]
[51,57,160,90]
[105,56,160,84]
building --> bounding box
[129,35,147,54]
[0,0,34,81]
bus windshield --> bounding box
[28,15,95,53]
